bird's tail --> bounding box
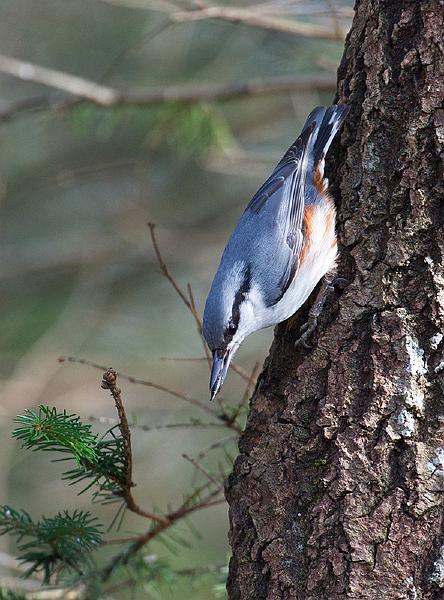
[301,104,349,184]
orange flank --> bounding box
[324,197,336,237]
[300,204,315,264]
[312,163,327,194]
[301,196,337,263]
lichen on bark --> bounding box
[226,1,444,599]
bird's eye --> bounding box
[227,323,237,335]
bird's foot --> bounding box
[294,278,337,349]
[330,276,348,290]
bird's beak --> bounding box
[209,349,231,401]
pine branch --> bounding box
[12,404,166,524]
[13,407,97,464]
[0,507,101,584]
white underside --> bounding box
[254,200,337,330]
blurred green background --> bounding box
[0,1,352,597]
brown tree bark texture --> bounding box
[226,2,444,599]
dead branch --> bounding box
[148,222,194,312]
[101,368,170,525]
[101,0,348,40]
[194,435,238,463]
[182,453,222,487]
[148,223,256,386]
[0,94,80,122]
[0,54,335,109]
[88,414,232,431]
[241,361,260,406]
[102,487,225,581]
[59,355,217,417]
[161,355,258,386]
[171,6,345,40]
[187,282,211,366]
[160,356,209,361]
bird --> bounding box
[202,104,349,400]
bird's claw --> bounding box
[294,280,337,349]
[331,276,348,290]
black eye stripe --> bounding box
[224,265,252,342]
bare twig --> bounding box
[230,361,260,423]
[241,361,260,406]
[88,414,231,431]
[187,282,211,366]
[160,356,209,361]
[147,223,255,386]
[161,356,257,384]
[101,369,170,526]
[188,434,237,487]
[229,361,257,384]
[148,222,193,311]
[101,487,225,581]
[0,54,335,109]
[194,435,238,463]
[0,54,117,105]
[59,355,217,418]
[0,94,79,122]
[99,0,349,39]
[182,453,222,486]
[171,6,345,40]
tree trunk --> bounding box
[226,1,444,599]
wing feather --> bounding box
[243,122,315,303]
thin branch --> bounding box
[176,562,227,577]
[241,361,260,406]
[0,54,117,105]
[0,54,336,109]
[170,6,345,40]
[101,488,225,581]
[194,435,238,462]
[101,369,170,526]
[162,355,257,384]
[229,361,257,384]
[0,94,80,122]
[105,0,348,40]
[230,361,260,423]
[182,453,222,487]
[58,355,217,418]
[187,282,211,366]
[148,222,193,312]
[160,356,209,361]
[88,414,233,431]
[148,223,253,386]
[161,356,258,386]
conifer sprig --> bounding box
[12,406,128,507]
[13,407,97,463]
[0,506,101,583]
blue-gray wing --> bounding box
[220,122,315,307]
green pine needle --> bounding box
[13,406,97,463]
[12,406,128,507]
[0,506,102,583]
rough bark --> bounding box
[226,2,444,599]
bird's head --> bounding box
[203,261,258,400]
